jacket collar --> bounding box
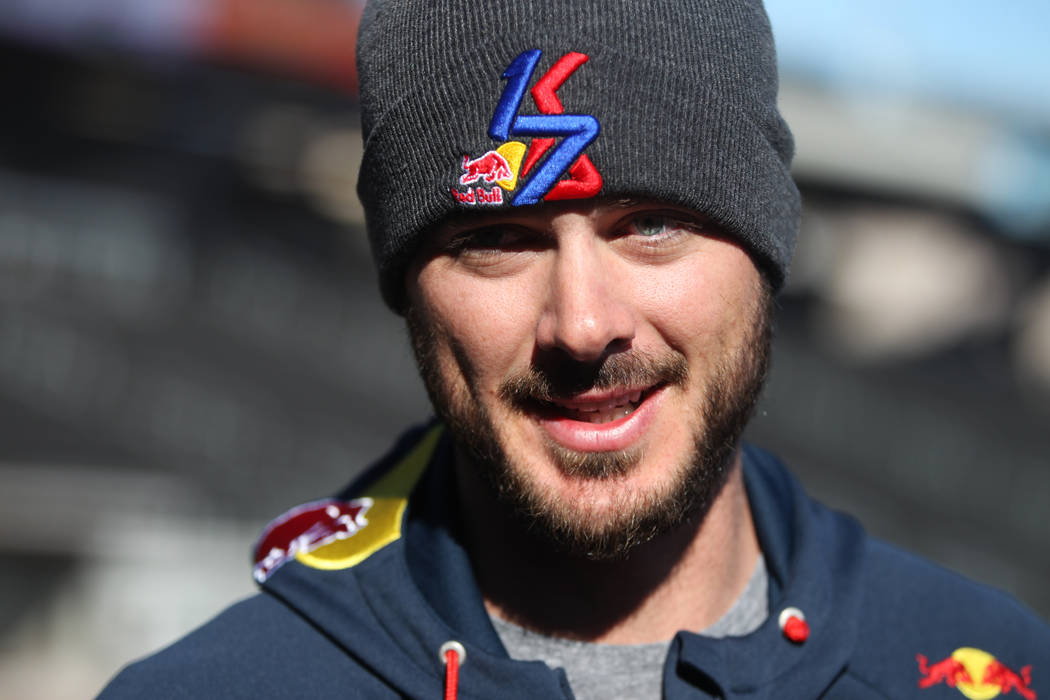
[661,444,865,698]
[262,429,865,699]
[404,439,867,698]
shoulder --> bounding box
[99,425,447,700]
[97,595,353,699]
[823,504,1049,699]
[843,540,1050,698]
[742,445,1049,697]
[98,593,400,699]
[858,537,1050,649]
[744,443,1048,644]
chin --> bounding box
[473,406,723,561]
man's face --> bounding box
[406,200,771,559]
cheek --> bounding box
[630,245,761,353]
[416,267,543,389]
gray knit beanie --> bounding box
[356,0,799,310]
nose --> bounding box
[535,237,636,363]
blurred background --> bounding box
[0,1,1047,697]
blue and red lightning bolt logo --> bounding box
[451,49,602,207]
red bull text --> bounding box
[450,185,504,206]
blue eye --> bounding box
[633,216,668,237]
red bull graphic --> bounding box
[454,141,524,206]
[918,647,1036,699]
[451,49,602,207]
[918,654,974,689]
[460,151,512,185]
[253,498,372,582]
[983,660,1037,700]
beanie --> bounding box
[356,0,800,310]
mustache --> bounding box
[498,350,688,405]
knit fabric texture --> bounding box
[356,0,800,310]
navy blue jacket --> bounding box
[100,424,1050,699]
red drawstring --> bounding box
[444,648,459,700]
[440,641,466,700]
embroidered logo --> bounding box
[917,648,1036,699]
[253,498,372,582]
[453,49,602,207]
[460,150,512,186]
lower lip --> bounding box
[536,387,666,452]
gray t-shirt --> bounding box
[491,557,768,700]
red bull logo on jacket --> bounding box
[253,498,372,582]
[452,49,602,207]
[252,426,444,581]
[918,647,1036,699]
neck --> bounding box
[454,449,760,645]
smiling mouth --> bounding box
[534,386,661,425]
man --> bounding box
[100,0,1049,698]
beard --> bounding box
[406,282,772,561]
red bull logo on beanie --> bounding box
[917,647,1036,699]
[460,151,513,186]
[451,49,602,207]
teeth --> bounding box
[549,388,650,424]
[554,391,645,412]
[580,405,634,423]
